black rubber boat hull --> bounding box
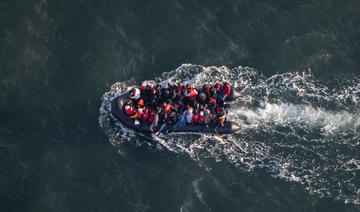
[111,93,241,134]
[225,89,241,102]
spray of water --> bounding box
[99,64,360,205]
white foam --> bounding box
[99,64,360,206]
[230,102,360,134]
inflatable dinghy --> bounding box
[111,89,241,134]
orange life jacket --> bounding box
[138,99,144,106]
[165,104,171,112]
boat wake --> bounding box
[99,64,360,205]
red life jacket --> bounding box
[221,84,231,96]
[200,117,205,123]
[216,105,220,113]
[125,106,135,115]
[136,109,143,119]
[148,116,153,122]
[174,87,180,93]
[189,89,197,100]
[193,113,199,123]
[142,113,149,120]
[215,82,223,90]
[139,85,145,91]
[205,86,210,93]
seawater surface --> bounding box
[1,0,360,211]
[100,64,360,209]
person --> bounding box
[192,110,200,125]
[149,89,158,109]
[168,84,175,100]
[124,102,135,115]
[221,82,231,99]
[184,105,194,124]
[199,110,205,124]
[139,83,146,96]
[198,92,207,105]
[163,101,171,113]
[137,98,144,107]
[148,111,155,123]
[206,96,216,112]
[130,88,141,100]
[155,113,168,135]
[218,108,226,127]
[130,105,143,119]
[142,108,149,123]
[161,88,170,102]
[210,112,219,134]
[184,86,198,106]
[149,111,159,132]
[204,107,211,125]
[216,82,231,105]
[208,86,216,98]
[210,113,218,127]
[172,112,187,131]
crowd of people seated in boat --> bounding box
[123,82,232,134]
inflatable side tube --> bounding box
[225,88,241,102]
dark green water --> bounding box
[1,0,360,211]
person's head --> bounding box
[224,82,228,86]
